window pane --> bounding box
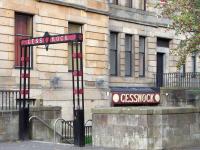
[139,36,145,52]
[110,32,117,50]
[125,35,132,76]
[125,35,132,51]
[125,52,131,76]
[110,50,117,75]
[139,53,145,76]
[68,23,82,71]
[15,13,33,67]
[109,0,118,4]
[179,64,186,74]
[192,55,196,73]
[110,32,118,76]
[68,23,82,33]
[125,0,132,8]
[139,36,145,76]
[157,38,170,47]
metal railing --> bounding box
[61,120,74,143]
[0,90,19,110]
[85,119,92,145]
[29,116,72,143]
[155,72,200,88]
[54,118,92,145]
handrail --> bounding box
[85,119,92,126]
[53,118,73,144]
[29,116,52,129]
[53,118,65,144]
[29,116,72,144]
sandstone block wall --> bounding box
[0,106,61,142]
[92,107,200,149]
[160,88,200,107]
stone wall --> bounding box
[0,106,61,142]
[92,107,200,149]
[29,107,61,142]
[0,110,19,141]
[1,0,199,123]
[160,88,200,107]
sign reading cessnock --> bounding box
[21,33,83,46]
[112,93,160,105]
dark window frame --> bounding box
[192,53,196,75]
[109,0,118,5]
[15,12,33,69]
[110,32,118,76]
[125,0,132,8]
[125,34,132,77]
[180,64,186,77]
[144,0,147,11]
[139,36,145,77]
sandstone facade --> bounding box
[0,0,198,120]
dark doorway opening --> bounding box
[156,53,164,87]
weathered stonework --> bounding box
[0,106,61,142]
[160,88,200,107]
[0,0,199,123]
[92,107,200,149]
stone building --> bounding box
[0,0,199,120]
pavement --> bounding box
[0,141,117,150]
[0,141,200,150]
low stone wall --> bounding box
[0,106,61,142]
[29,107,61,142]
[160,88,200,107]
[92,107,200,149]
[0,110,19,141]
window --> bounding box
[109,0,118,5]
[139,36,145,77]
[157,38,169,47]
[180,64,186,77]
[180,64,186,73]
[125,34,132,76]
[15,13,33,67]
[144,0,147,11]
[139,0,147,10]
[192,53,196,74]
[110,32,118,76]
[68,23,82,71]
[125,0,132,8]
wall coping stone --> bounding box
[92,106,200,115]
[161,87,200,90]
[30,106,62,111]
[0,107,61,113]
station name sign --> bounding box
[112,92,160,105]
[21,33,83,46]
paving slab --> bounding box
[0,141,118,150]
[0,141,199,150]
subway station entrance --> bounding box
[18,32,85,146]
